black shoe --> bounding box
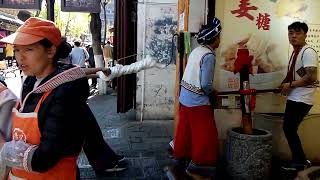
[116,155,126,163]
[167,159,192,180]
[172,158,189,170]
[186,161,216,177]
[104,156,127,172]
[168,140,174,155]
[281,160,312,171]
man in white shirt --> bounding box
[280,21,318,172]
[70,41,89,68]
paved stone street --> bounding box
[78,91,174,180]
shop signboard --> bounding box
[0,0,41,10]
[61,0,101,13]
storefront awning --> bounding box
[0,13,23,26]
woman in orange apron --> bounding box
[0,17,89,180]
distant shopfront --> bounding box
[0,12,23,60]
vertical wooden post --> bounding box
[239,65,253,134]
[174,0,189,136]
[46,0,55,21]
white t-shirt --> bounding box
[70,47,89,68]
[288,45,318,105]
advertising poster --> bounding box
[217,0,320,92]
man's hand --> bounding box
[280,83,291,96]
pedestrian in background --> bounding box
[58,36,72,64]
[5,44,14,67]
[70,40,89,67]
[103,41,113,67]
[86,44,97,89]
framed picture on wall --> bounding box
[61,0,101,13]
[0,0,41,10]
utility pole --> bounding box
[46,0,55,21]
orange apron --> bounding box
[9,91,78,180]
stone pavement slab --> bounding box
[79,93,174,179]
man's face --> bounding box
[288,28,306,47]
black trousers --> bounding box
[283,100,312,163]
[91,78,97,87]
[83,105,118,171]
[88,61,97,87]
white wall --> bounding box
[136,0,177,120]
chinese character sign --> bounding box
[256,13,271,30]
[231,0,258,21]
[306,24,320,60]
[231,0,271,31]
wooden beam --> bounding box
[46,0,55,21]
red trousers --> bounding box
[174,104,218,165]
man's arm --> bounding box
[290,66,317,87]
[280,66,317,95]
[280,76,289,85]
[82,67,111,78]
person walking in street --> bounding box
[173,17,221,179]
[70,40,89,68]
[0,17,89,180]
[5,44,14,67]
[103,41,113,67]
[86,45,97,89]
[58,37,72,64]
[280,21,318,171]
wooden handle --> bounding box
[217,88,281,95]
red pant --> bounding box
[174,104,218,165]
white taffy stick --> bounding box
[98,55,166,81]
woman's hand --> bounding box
[101,68,111,76]
[0,140,36,171]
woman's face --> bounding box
[14,42,56,78]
